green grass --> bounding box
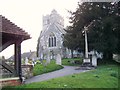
[62,58,83,66]
[33,60,64,76]
[4,64,119,89]
[33,58,82,76]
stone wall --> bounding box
[21,65,33,79]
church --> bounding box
[38,10,74,64]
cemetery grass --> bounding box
[33,57,82,76]
[62,58,83,66]
[33,60,64,76]
[7,64,119,88]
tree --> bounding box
[36,36,40,57]
[63,26,79,58]
[63,2,120,61]
[87,2,120,60]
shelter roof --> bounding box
[0,15,30,40]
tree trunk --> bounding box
[71,49,74,58]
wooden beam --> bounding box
[0,40,14,52]
[14,41,22,82]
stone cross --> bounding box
[83,26,90,63]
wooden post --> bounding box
[14,41,22,82]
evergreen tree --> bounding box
[63,2,120,60]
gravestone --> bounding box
[92,54,97,66]
[56,53,61,65]
[46,53,50,64]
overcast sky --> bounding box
[0,0,80,58]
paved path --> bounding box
[25,66,87,84]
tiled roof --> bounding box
[9,51,37,60]
[0,15,30,40]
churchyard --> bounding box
[2,61,119,89]
[1,1,120,90]
[33,60,64,76]
[2,57,119,89]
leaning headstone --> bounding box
[56,53,61,65]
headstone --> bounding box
[46,53,50,64]
[25,57,28,65]
[56,53,61,65]
[92,54,97,66]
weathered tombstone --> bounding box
[56,53,61,65]
[92,54,97,66]
[25,57,28,65]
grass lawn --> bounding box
[62,58,83,66]
[4,64,119,89]
[33,60,63,76]
[33,58,82,76]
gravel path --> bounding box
[25,66,88,84]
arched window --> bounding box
[54,37,56,46]
[49,38,51,47]
[52,37,54,47]
[48,33,56,47]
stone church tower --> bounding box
[38,9,68,64]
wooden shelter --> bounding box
[0,15,31,82]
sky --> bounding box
[0,0,80,58]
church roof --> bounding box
[40,22,66,37]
